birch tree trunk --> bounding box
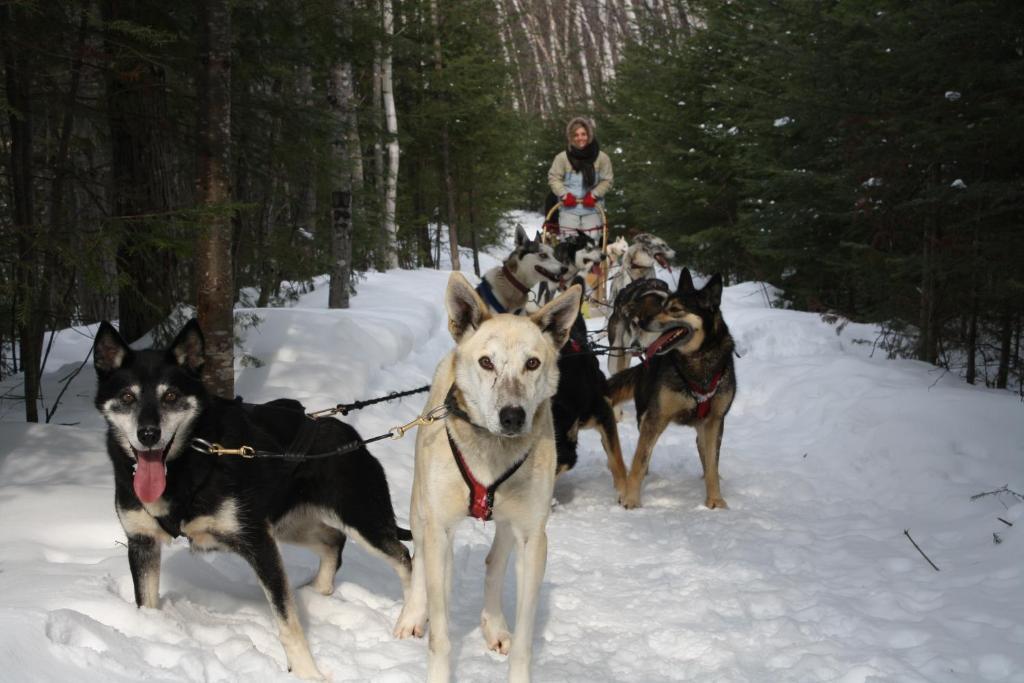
[575,4,594,107]
[327,0,357,308]
[195,0,234,398]
[598,0,616,82]
[430,0,460,271]
[381,0,400,269]
[372,39,387,266]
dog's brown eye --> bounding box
[120,392,135,404]
[539,253,548,260]
[163,391,178,403]
[479,356,494,370]
[525,358,541,371]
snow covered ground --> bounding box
[1,213,1023,682]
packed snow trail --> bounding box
[1,222,1022,681]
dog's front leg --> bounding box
[423,521,454,683]
[509,525,547,682]
[481,521,514,654]
[237,531,323,681]
[621,409,672,509]
[696,416,728,509]
[127,534,161,608]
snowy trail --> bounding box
[1,227,1023,681]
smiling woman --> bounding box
[547,117,615,239]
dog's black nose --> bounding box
[137,426,161,447]
[499,406,526,434]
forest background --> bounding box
[2,0,1022,421]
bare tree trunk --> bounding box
[506,0,552,116]
[2,3,43,422]
[195,0,234,398]
[103,1,180,344]
[575,4,594,107]
[996,304,1011,389]
[381,0,400,269]
[469,184,481,277]
[494,0,526,111]
[373,38,387,265]
[598,0,610,81]
[294,65,317,263]
[327,0,356,308]
[430,0,460,271]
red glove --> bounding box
[582,192,597,208]
[562,193,577,208]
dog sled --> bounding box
[541,200,611,315]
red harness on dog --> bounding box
[687,371,724,419]
[447,429,529,521]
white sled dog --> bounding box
[394,272,581,683]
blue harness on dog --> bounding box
[475,279,507,314]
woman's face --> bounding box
[571,125,590,149]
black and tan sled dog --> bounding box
[93,320,412,680]
[608,269,736,510]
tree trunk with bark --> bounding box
[327,0,357,308]
[430,0,460,271]
[195,0,234,398]
[381,0,400,269]
[103,1,180,344]
[2,4,43,422]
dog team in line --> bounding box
[92,224,736,681]
[90,117,736,682]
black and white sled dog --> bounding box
[536,233,607,307]
[93,320,412,680]
[476,225,567,314]
[551,277,628,498]
[394,273,581,682]
[607,232,676,305]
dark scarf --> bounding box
[567,139,599,191]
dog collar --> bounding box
[500,265,530,295]
[475,279,508,314]
[446,427,529,521]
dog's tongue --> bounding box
[646,328,683,358]
[133,450,166,503]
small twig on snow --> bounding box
[997,517,1013,527]
[970,485,1024,502]
[903,529,940,571]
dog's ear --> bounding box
[514,225,527,248]
[93,321,131,378]
[698,273,724,309]
[531,284,581,349]
[167,319,206,373]
[677,268,695,294]
[446,272,490,342]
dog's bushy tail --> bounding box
[606,366,641,406]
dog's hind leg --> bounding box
[696,417,728,509]
[235,529,323,680]
[509,523,547,681]
[127,534,162,608]
[593,398,628,499]
[481,520,514,655]
[308,526,346,596]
